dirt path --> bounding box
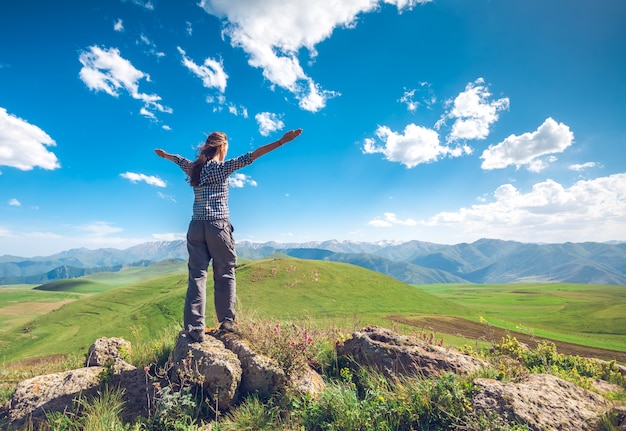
[389,315,626,363]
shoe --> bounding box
[219,319,237,333]
[188,328,205,342]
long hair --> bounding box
[189,132,228,187]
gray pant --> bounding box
[184,219,237,332]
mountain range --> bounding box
[1,238,625,285]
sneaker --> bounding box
[219,319,237,333]
[188,328,205,342]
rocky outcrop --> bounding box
[336,325,489,378]
[170,331,242,409]
[7,332,326,428]
[8,366,106,427]
[6,327,625,431]
[212,331,287,399]
[473,374,613,431]
[8,337,150,428]
[337,326,625,431]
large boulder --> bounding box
[336,326,488,378]
[7,337,149,428]
[8,366,105,427]
[170,331,242,410]
[213,331,287,400]
[472,374,615,431]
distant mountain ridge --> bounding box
[1,238,625,285]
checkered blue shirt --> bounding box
[172,152,254,221]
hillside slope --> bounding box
[1,259,465,362]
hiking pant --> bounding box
[184,219,236,332]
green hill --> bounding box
[33,259,187,294]
[1,259,466,362]
[33,279,111,294]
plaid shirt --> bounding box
[172,152,254,221]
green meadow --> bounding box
[1,258,624,364]
[418,283,626,352]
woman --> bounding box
[155,128,303,342]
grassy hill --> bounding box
[0,258,467,362]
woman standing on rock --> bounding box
[155,128,303,342]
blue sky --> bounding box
[1,0,625,257]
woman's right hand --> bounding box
[279,129,303,144]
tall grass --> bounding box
[5,316,623,431]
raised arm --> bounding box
[154,148,175,162]
[251,129,302,161]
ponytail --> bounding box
[189,132,228,187]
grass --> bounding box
[1,258,625,430]
[418,283,626,352]
[5,317,624,431]
[0,259,467,363]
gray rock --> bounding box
[213,331,287,400]
[290,365,326,397]
[8,366,105,427]
[86,337,132,368]
[472,374,613,431]
[336,325,488,378]
[170,331,242,409]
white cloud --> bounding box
[229,173,257,188]
[0,107,60,171]
[399,82,436,112]
[139,34,165,58]
[369,212,417,227]
[0,222,175,257]
[423,173,626,243]
[78,45,172,120]
[255,112,284,136]
[438,78,509,142]
[228,104,248,118]
[114,19,124,32]
[362,123,471,168]
[178,47,228,93]
[480,117,574,171]
[8,198,21,207]
[120,171,166,187]
[124,0,154,10]
[77,221,124,236]
[157,192,176,203]
[569,161,597,171]
[198,0,429,112]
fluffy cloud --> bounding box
[199,0,430,112]
[229,173,257,188]
[78,45,172,120]
[438,78,509,142]
[480,117,574,172]
[255,112,284,136]
[569,162,597,171]
[0,107,60,171]
[8,198,21,207]
[120,172,166,187]
[424,173,626,242]
[362,123,471,168]
[369,212,417,227]
[178,47,228,93]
